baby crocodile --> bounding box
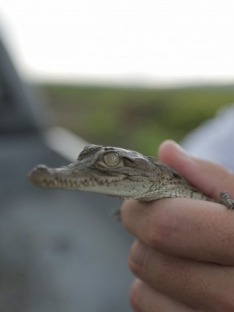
[28,144,234,209]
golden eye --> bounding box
[103,152,120,167]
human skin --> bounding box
[121,140,234,311]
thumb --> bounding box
[158,140,234,200]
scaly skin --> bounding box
[28,144,234,208]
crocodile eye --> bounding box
[103,152,120,167]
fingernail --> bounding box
[171,142,198,168]
[167,140,190,158]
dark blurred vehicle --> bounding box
[0,35,133,312]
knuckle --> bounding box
[144,205,178,249]
[128,255,142,277]
[128,240,147,276]
[129,279,144,311]
[120,199,139,229]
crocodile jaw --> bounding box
[28,164,131,198]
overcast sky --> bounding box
[1,0,234,86]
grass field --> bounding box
[41,84,234,155]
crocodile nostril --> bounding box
[35,164,49,171]
[28,165,50,184]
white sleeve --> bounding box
[182,104,234,171]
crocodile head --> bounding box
[28,144,162,199]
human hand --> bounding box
[121,140,234,311]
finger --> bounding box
[129,240,234,311]
[158,140,234,199]
[121,198,234,264]
[130,279,195,312]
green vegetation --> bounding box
[42,84,234,155]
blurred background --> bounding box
[1,1,234,311]
[2,0,234,153]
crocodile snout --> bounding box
[28,165,50,185]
